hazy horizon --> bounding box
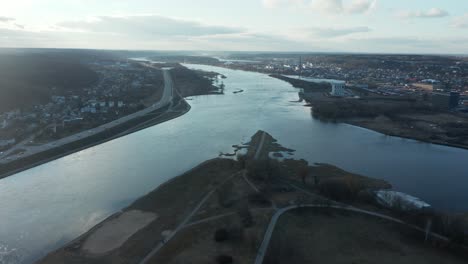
[1,1,468,54]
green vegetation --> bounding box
[311,97,432,120]
[148,55,220,65]
[170,65,220,97]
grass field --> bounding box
[264,208,467,264]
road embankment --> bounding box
[0,99,190,180]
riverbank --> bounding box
[0,98,191,179]
[0,63,226,180]
[38,130,467,264]
[272,75,468,151]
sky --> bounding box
[0,0,467,53]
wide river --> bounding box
[1,64,467,263]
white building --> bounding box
[331,82,346,97]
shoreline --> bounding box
[0,98,191,180]
[38,158,241,264]
[38,130,468,264]
[344,119,468,151]
[45,157,222,256]
[268,74,468,151]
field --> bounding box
[265,208,467,264]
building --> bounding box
[331,82,346,97]
[432,92,460,110]
[412,82,445,92]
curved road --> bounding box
[0,67,174,166]
[254,203,452,264]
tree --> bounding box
[237,203,254,228]
[237,153,247,169]
[217,181,234,208]
[214,228,229,242]
[216,255,233,264]
[298,166,309,185]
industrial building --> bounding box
[331,82,346,97]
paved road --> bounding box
[253,203,454,264]
[254,132,267,160]
[0,67,174,165]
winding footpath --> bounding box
[139,131,268,264]
[254,132,267,160]
[138,171,243,264]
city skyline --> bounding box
[1,0,468,53]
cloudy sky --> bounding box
[0,0,467,53]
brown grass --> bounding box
[265,208,467,264]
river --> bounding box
[0,64,467,263]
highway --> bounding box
[0,67,174,165]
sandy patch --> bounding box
[82,210,157,255]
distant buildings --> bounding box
[412,82,445,92]
[331,82,346,97]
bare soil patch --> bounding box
[82,210,157,255]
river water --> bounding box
[0,64,467,263]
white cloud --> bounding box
[0,17,15,23]
[347,0,377,14]
[262,0,305,9]
[452,13,468,28]
[398,8,449,19]
[308,26,371,37]
[310,0,343,13]
[193,32,311,51]
[263,0,377,14]
[57,15,244,37]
